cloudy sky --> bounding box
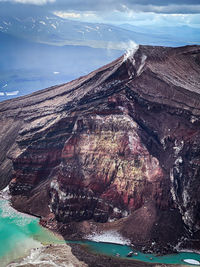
[0,0,200,27]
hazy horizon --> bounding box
[0,0,200,101]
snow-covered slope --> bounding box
[0,14,189,49]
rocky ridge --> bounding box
[0,44,200,253]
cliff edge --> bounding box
[0,44,200,253]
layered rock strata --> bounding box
[0,44,200,252]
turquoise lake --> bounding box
[1,198,200,266]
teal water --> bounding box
[1,199,200,266]
[0,199,63,266]
[78,240,200,265]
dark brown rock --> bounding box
[70,243,154,267]
[0,44,200,253]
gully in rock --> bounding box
[0,44,200,256]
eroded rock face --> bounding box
[49,112,164,223]
[0,44,200,251]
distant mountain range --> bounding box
[0,13,199,101]
[0,31,122,101]
[0,14,145,49]
[1,14,199,49]
[119,24,200,46]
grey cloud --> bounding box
[0,0,200,15]
[131,4,200,14]
[125,0,200,5]
[49,0,200,14]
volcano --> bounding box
[0,44,200,253]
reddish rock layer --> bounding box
[50,111,164,224]
[0,44,200,252]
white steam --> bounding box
[123,40,139,62]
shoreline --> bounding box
[1,197,200,267]
[7,244,87,267]
[70,243,193,267]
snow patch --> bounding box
[39,21,46,25]
[85,25,96,31]
[190,116,198,123]
[175,156,183,165]
[51,24,56,29]
[173,140,184,156]
[113,207,121,213]
[6,90,19,96]
[0,185,10,200]
[183,189,190,206]
[50,180,59,191]
[170,168,176,202]
[78,30,85,35]
[161,137,167,150]
[183,259,200,265]
[15,17,21,22]
[50,180,71,201]
[86,230,131,245]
